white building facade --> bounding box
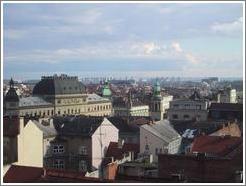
[140,120,182,162]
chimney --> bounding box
[19,116,24,135]
[118,139,124,149]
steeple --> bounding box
[9,78,14,88]
[5,78,19,102]
[102,80,112,98]
[153,80,161,98]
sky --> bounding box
[3,2,244,80]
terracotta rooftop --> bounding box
[191,135,242,157]
[105,142,140,161]
[209,103,243,111]
[3,165,44,183]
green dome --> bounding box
[102,80,112,97]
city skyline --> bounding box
[3,2,244,80]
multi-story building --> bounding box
[45,116,118,173]
[113,94,149,117]
[217,87,237,103]
[17,119,57,168]
[150,81,173,121]
[4,74,112,118]
[167,90,208,121]
[140,120,182,162]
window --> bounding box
[79,146,87,155]
[196,105,201,110]
[53,145,64,154]
[184,115,190,119]
[79,160,87,172]
[97,106,99,111]
[184,104,190,109]
[78,109,80,113]
[47,110,50,116]
[155,148,158,155]
[53,159,64,169]
[159,148,162,154]
[173,104,179,109]
[51,110,54,116]
[58,110,60,115]
[172,114,178,119]
[57,99,61,104]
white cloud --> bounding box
[143,42,161,55]
[171,42,183,53]
[211,17,243,35]
[185,53,199,64]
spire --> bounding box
[5,78,19,102]
[153,80,161,97]
[9,78,14,88]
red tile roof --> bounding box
[3,165,44,183]
[105,142,139,161]
[191,135,242,157]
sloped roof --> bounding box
[3,165,44,183]
[19,96,52,107]
[141,120,181,144]
[87,93,110,103]
[108,117,139,133]
[191,135,242,157]
[53,116,103,137]
[33,74,85,95]
[209,103,243,111]
[4,87,19,102]
[31,120,57,138]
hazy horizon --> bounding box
[3,3,244,80]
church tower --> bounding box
[4,78,19,116]
[150,80,164,121]
[101,80,112,99]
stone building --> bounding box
[217,87,237,103]
[150,81,173,121]
[167,90,208,121]
[4,74,112,118]
[140,120,182,162]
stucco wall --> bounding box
[17,120,43,167]
[91,118,118,169]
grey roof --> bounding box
[31,120,57,138]
[33,74,86,95]
[87,93,110,103]
[4,88,19,102]
[53,116,104,136]
[19,96,52,107]
[141,120,181,145]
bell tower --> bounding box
[150,80,164,121]
[4,78,19,116]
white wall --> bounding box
[140,126,168,162]
[17,120,43,167]
[91,118,118,169]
